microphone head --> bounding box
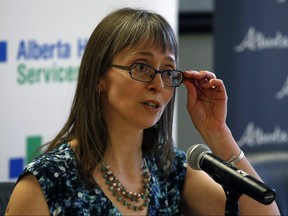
[186,144,211,170]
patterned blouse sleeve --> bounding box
[171,147,188,191]
[17,151,68,205]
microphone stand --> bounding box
[222,185,242,216]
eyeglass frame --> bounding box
[110,63,184,87]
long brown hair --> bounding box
[46,7,179,179]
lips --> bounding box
[144,101,159,108]
[142,100,161,109]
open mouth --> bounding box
[143,101,160,109]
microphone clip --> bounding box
[218,163,243,216]
[206,159,242,216]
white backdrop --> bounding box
[0,0,178,181]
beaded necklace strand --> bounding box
[100,159,151,211]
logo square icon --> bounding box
[0,41,8,62]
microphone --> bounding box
[186,144,276,205]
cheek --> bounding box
[104,79,138,105]
[164,89,174,105]
[102,73,128,95]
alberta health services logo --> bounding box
[15,38,88,85]
[2,38,88,83]
[3,37,88,179]
[9,136,42,179]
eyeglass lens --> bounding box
[131,63,182,87]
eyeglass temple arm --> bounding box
[111,64,130,71]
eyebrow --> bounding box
[132,51,176,64]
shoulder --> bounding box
[24,143,75,172]
[18,143,77,194]
[6,174,49,215]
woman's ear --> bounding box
[97,79,105,92]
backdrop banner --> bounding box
[214,0,288,153]
[0,0,178,181]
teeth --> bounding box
[145,102,158,108]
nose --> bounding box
[147,73,164,92]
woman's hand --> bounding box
[181,70,281,215]
[182,70,227,137]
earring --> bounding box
[98,91,101,97]
[153,123,158,129]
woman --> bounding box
[6,7,279,215]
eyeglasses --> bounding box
[111,63,183,87]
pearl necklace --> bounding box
[100,159,151,211]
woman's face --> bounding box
[98,44,175,131]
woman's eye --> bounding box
[136,64,147,72]
[139,65,145,71]
[166,71,173,77]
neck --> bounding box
[104,128,144,172]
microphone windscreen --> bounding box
[186,144,211,170]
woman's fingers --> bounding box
[183,70,221,90]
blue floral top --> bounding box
[19,143,187,216]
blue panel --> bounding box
[9,157,24,179]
